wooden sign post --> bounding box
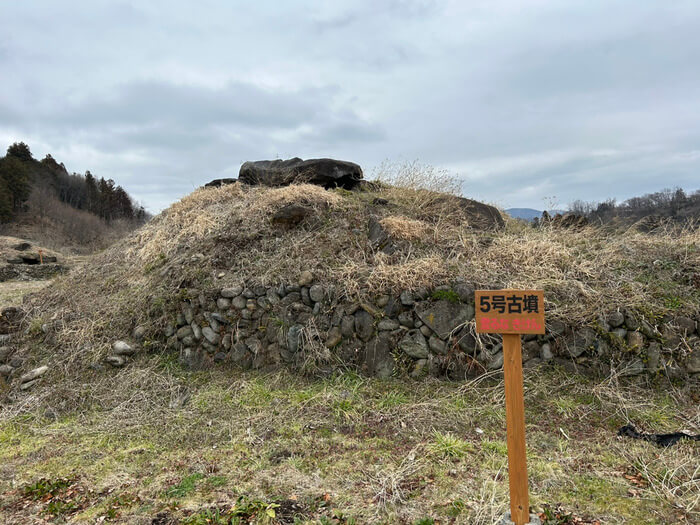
[474,290,545,525]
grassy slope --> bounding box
[0,366,697,524]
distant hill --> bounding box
[0,141,149,252]
[505,208,565,221]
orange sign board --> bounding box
[475,290,545,335]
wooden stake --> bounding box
[39,249,43,265]
[503,333,530,525]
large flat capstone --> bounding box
[239,158,363,189]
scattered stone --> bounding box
[687,352,700,374]
[419,325,433,337]
[221,286,243,298]
[626,331,644,349]
[607,311,625,328]
[301,287,312,306]
[239,157,363,189]
[383,297,401,318]
[191,323,202,341]
[20,365,49,384]
[309,284,324,303]
[112,340,135,355]
[541,343,553,361]
[547,319,566,338]
[0,346,11,363]
[429,194,505,230]
[298,270,314,287]
[204,178,237,187]
[132,326,146,341]
[272,204,311,227]
[377,319,400,331]
[368,217,395,254]
[399,330,429,359]
[213,352,227,363]
[20,379,40,391]
[0,364,13,377]
[105,356,126,368]
[611,327,627,340]
[675,316,697,335]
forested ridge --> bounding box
[0,141,147,224]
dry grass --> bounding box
[379,216,429,241]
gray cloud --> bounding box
[0,0,698,212]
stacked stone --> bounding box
[157,276,700,380]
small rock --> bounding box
[646,343,661,372]
[420,325,433,337]
[0,364,13,377]
[399,330,429,359]
[266,289,281,305]
[377,319,400,331]
[202,326,220,345]
[309,284,324,303]
[341,316,355,338]
[287,325,303,353]
[453,282,474,303]
[375,295,390,308]
[675,316,697,335]
[112,340,135,355]
[626,331,644,349]
[20,365,49,384]
[624,313,640,331]
[620,358,645,377]
[540,343,553,361]
[105,356,126,368]
[607,311,625,328]
[687,352,700,374]
[398,311,414,328]
[400,290,414,306]
[522,340,540,361]
[301,287,312,306]
[221,286,243,298]
[20,379,40,390]
[213,352,228,363]
[611,327,627,340]
[191,323,202,341]
[410,359,429,379]
[298,270,314,287]
[176,326,193,340]
[488,351,504,370]
[183,307,194,324]
[325,327,342,348]
[0,346,11,363]
[354,310,374,342]
[231,295,247,309]
[217,297,231,310]
[132,326,146,341]
[428,335,446,354]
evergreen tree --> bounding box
[6,142,33,162]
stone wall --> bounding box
[147,272,700,382]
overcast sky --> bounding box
[1,1,699,212]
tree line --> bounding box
[0,142,148,223]
[569,187,700,223]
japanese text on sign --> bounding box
[475,290,545,335]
